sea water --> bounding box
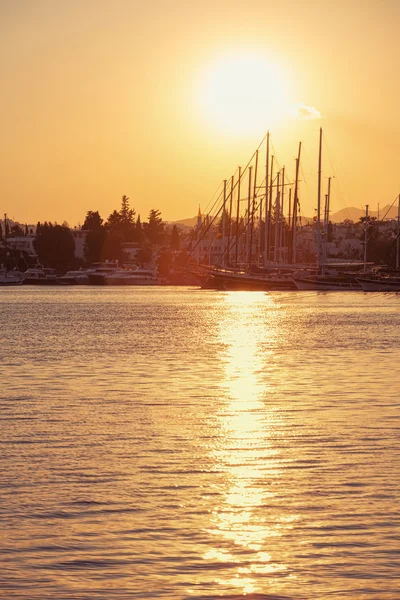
[1,287,399,599]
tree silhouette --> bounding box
[34,223,75,273]
[170,225,180,250]
[107,196,136,242]
[83,211,106,264]
[145,209,164,245]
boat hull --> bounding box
[356,278,400,292]
[292,277,361,291]
[88,274,161,286]
[203,272,296,291]
[23,278,59,285]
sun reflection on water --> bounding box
[204,292,291,594]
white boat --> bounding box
[356,277,400,292]
[23,265,58,285]
[88,266,161,286]
[202,268,296,291]
[0,268,24,286]
[292,275,361,291]
[57,270,92,285]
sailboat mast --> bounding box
[280,166,285,263]
[264,133,270,267]
[317,127,323,268]
[267,156,274,263]
[290,142,301,263]
[274,172,280,264]
[222,180,227,266]
[250,151,258,265]
[364,204,369,273]
[235,166,241,267]
[246,166,253,266]
[227,175,234,266]
[397,194,400,270]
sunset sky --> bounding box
[1,0,399,225]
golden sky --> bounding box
[1,0,399,225]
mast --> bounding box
[250,151,258,266]
[226,175,234,266]
[280,166,285,263]
[322,176,331,275]
[274,172,280,264]
[317,127,323,269]
[267,156,274,263]
[397,194,400,270]
[290,142,301,263]
[235,167,241,267]
[246,166,253,266]
[222,179,227,265]
[363,204,369,274]
[264,133,270,267]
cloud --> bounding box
[289,103,322,120]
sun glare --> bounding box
[197,52,291,136]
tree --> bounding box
[11,224,24,237]
[34,223,76,273]
[83,210,107,264]
[106,195,136,242]
[157,249,172,277]
[170,225,180,250]
[136,215,144,245]
[83,211,103,230]
[145,209,164,246]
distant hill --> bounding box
[168,205,399,229]
[330,205,399,222]
[168,216,199,229]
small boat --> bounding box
[57,270,92,285]
[88,266,161,286]
[23,265,58,285]
[0,268,24,286]
[292,275,361,291]
[202,268,296,291]
[356,277,400,292]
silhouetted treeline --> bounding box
[34,222,76,272]
[83,197,171,265]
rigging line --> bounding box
[380,194,399,221]
[321,131,350,213]
[189,132,270,261]
[186,188,227,259]
[203,180,225,215]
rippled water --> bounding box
[1,287,399,599]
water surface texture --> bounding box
[1,288,399,599]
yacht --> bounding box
[23,265,58,285]
[57,269,92,285]
[0,268,24,286]
[356,276,400,292]
[88,266,161,286]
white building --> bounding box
[71,229,88,259]
[4,235,37,258]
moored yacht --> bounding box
[88,265,161,285]
[57,269,93,285]
[202,268,296,291]
[356,276,400,292]
[23,265,58,285]
[292,274,362,291]
[0,268,24,286]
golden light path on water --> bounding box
[201,292,297,595]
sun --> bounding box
[197,51,291,137]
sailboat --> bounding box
[197,132,308,290]
[291,129,365,291]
